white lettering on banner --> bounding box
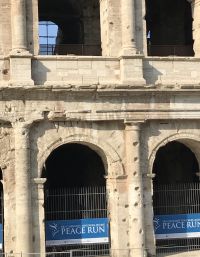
[162,220,200,230]
[61,224,105,235]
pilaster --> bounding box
[9,0,34,86]
[125,120,146,257]
[100,0,122,56]
[32,178,46,256]
[119,0,145,86]
[120,0,137,56]
[14,122,33,254]
[143,173,156,256]
[191,0,200,57]
[11,0,27,52]
[106,175,129,257]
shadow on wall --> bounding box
[31,60,50,85]
[143,60,163,85]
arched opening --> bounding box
[42,143,110,256]
[38,0,101,56]
[145,0,194,56]
[153,141,200,254]
[0,170,3,253]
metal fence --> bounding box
[154,183,200,254]
[44,186,110,257]
[147,44,194,56]
[39,44,101,56]
[0,249,136,257]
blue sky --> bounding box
[39,21,58,45]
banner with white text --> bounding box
[154,213,200,239]
[46,218,109,246]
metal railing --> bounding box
[147,44,194,56]
[39,44,102,56]
[0,249,146,257]
[0,250,110,257]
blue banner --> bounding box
[154,213,200,239]
[46,218,109,246]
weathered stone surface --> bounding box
[0,1,199,257]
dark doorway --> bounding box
[42,143,109,256]
[38,0,101,56]
[145,0,194,56]
[153,141,200,254]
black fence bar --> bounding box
[147,44,194,57]
[39,44,102,56]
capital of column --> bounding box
[105,175,128,180]
[13,121,32,149]
[12,119,36,132]
[147,173,156,179]
[34,178,47,184]
[33,178,47,189]
[124,119,145,131]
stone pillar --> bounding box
[14,123,33,254]
[125,121,145,257]
[32,178,46,256]
[191,0,200,57]
[11,0,28,52]
[9,0,34,86]
[144,173,156,256]
[106,176,129,257]
[100,0,122,56]
[119,0,145,86]
[121,0,137,56]
[26,0,39,55]
[138,0,148,56]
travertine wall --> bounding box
[0,0,199,257]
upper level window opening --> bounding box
[145,0,194,57]
[38,0,102,56]
[39,21,58,55]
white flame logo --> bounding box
[49,223,60,237]
[153,218,160,231]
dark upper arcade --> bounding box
[146,0,194,56]
[38,0,101,55]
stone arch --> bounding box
[149,132,200,175]
[38,134,124,178]
[149,132,200,254]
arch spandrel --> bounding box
[38,134,125,178]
